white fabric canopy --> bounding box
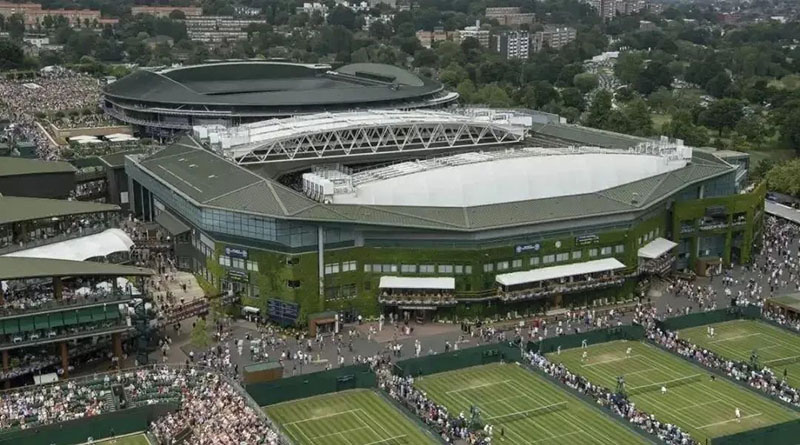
[379,276,455,290]
[4,228,134,262]
[496,258,626,287]
[638,237,678,259]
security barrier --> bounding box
[712,418,800,444]
[656,306,761,332]
[527,324,645,354]
[0,403,177,445]
[246,363,376,406]
[393,342,523,377]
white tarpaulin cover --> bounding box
[638,237,678,259]
[496,258,626,287]
[379,276,455,290]
[4,228,134,262]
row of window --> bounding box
[483,245,624,272]
[637,228,661,246]
[324,261,357,275]
[218,255,259,271]
[364,264,474,275]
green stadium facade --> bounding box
[123,121,764,324]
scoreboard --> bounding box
[267,299,299,326]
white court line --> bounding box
[362,435,407,445]
[481,394,526,405]
[709,333,761,343]
[765,354,800,364]
[675,399,722,412]
[531,430,585,443]
[285,408,362,426]
[695,413,762,429]
[446,379,511,394]
[309,426,370,440]
[582,355,642,367]
[623,368,659,377]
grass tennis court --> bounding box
[265,389,436,445]
[680,319,800,388]
[91,433,151,445]
[414,362,649,445]
[548,341,799,443]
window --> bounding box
[455,265,463,274]
[483,263,494,272]
[600,247,612,255]
[655,227,660,236]
[512,259,522,268]
[287,280,301,288]
[571,251,582,260]
[497,261,509,271]
[246,261,259,272]
[372,264,382,272]
[324,263,340,275]
[543,254,555,264]
[638,237,642,246]
[649,230,654,240]
[555,253,569,262]
[364,264,372,272]
[465,265,472,274]
[530,257,540,266]
[384,264,397,273]
[218,255,231,267]
[615,244,625,253]
[589,248,598,257]
[342,261,356,272]
[439,265,453,274]
[232,258,246,270]
[419,264,435,273]
[401,264,416,273]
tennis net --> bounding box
[627,374,703,395]
[765,355,800,367]
[484,402,568,425]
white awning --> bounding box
[495,258,626,287]
[638,237,678,259]
[379,276,455,290]
[4,228,134,262]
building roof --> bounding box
[103,61,444,108]
[130,124,735,232]
[638,237,678,259]
[98,149,147,168]
[4,228,133,262]
[379,276,455,290]
[495,258,626,287]
[0,157,75,177]
[768,294,800,312]
[0,256,152,281]
[765,200,800,225]
[0,196,119,225]
[155,210,190,235]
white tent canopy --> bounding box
[496,258,626,287]
[638,237,678,259]
[4,228,134,262]
[379,276,455,290]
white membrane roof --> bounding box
[379,276,455,290]
[332,152,688,207]
[4,228,134,262]
[638,237,678,259]
[496,258,626,287]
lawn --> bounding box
[680,319,800,388]
[414,362,649,445]
[92,433,151,445]
[547,341,799,443]
[265,389,436,445]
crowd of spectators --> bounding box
[525,351,696,445]
[0,365,280,444]
[648,326,800,407]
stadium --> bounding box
[123,108,765,324]
[101,61,458,135]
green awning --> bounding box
[63,311,78,326]
[2,320,19,335]
[49,313,65,328]
[34,314,50,330]
[155,210,190,236]
[78,308,94,324]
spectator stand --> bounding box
[765,294,800,320]
[378,276,455,323]
[0,257,153,386]
[637,237,678,276]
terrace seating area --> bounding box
[0,210,119,256]
[378,276,456,307]
[378,291,456,307]
[496,258,629,302]
[499,275,626,302]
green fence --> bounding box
[246,363,376,406]
[0,403,177,445]
[394,342,523,377]
[657,306,761,331]
[527,324,645,354]
[712,418,800,444]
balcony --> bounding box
[0,225,108,256]
[498,276,628,303]
[378,292,456,307]
[0,291,134,319]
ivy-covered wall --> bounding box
[672,181,765,270]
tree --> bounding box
[7,13,24,40]
[780,108,800,152]
[169,9,186,20]
[190,318,212,348]
[584,90,613,129]
[623,98,654,136]
[615,52,644,85]
[634,61,672,95]
[573,72,598,94]
[456,79,477,102]
[700,99,744,136]
[439,62,468,87]
[705,72,732,98]
[327,5,357,30]
[476,84,512,107]
[767,159,800,196]
[663,110,709,146]
[0,39,23,69]
[560,87,585,111]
